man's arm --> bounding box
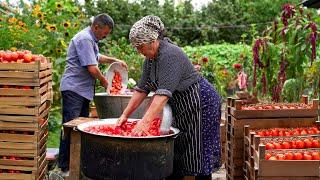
[99,54,127,69]
[87,65,108,89]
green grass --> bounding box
[47,129,61,148]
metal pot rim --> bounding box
[77,118,180,139]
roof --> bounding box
[302,0,320,8]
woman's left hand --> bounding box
[116,59,128,70]
[131,119,151,136]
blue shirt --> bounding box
[60,27,100,100]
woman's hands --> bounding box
[117,114,128,127]
[131,119,151,136]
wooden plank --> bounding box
[0,74,52,86]
[0,132,47,150]
[258,160,320,177]
[0,100,50,116]
[0,123,47,143]
[0,118,47,131]
[0,69,51,79]
[0,106,49,123]
[68,130,81,180]
[0,141,46,157]
[0,91,49,106]
[230,116,317,128]
[0,150,45,167]
[257,177,320,180]
[0,152,47,180]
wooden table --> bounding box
[63,117,97,180]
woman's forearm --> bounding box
[142,95,169,123]
[122,91,148,117]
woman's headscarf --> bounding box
[129,15,165,47]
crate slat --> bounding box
[0,75,52,86]
[0,106,49,123]
[0,100,50,116]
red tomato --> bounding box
[271,129,279,136]
[285,131,292,137]
[311,152,320,160]
[300,129,308,135]
[266,143,275,150]
[23,53,33,63]
[304,139,313,148]
[257,131,265,136]
[276,153,285,160]
[285,152,293,160]
[268,156,277,160]
[11,52,18,62]
[293,152,303,160]
[290,140,297,149]
[265,153,272,160]
[303,153,312,160]
[273,142,282,149]
[312,139,320,148]
[296,140,305,149]
[278,130,285,136]
[281,141,291,149]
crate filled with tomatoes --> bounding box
[244,124,320,180]
[225,95,319,180]
[0,154,47,180]
[230,96,318,119]
[0,50,51,179]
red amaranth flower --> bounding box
[201,57,209,63]
[233,63,242,70]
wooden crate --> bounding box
[0,150,46,167]
[0,82,52,106]
[0,61,52,87]
[0,153,47,180]
[0,117,48,131]
[254,145,320,177]
[0,121,48,144]
[0,103,49,123]
[230,97,318,119]
[0,131,47,157]
[0,100,50,116]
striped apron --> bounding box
[147,75,221,176]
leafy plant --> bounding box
[251,4,319,102]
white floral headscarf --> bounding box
[129,15,165,47]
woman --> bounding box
[117,15,221,180]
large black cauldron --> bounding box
[77,119,180,180]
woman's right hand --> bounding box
[117,114,128,126]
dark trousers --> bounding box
[165,174,212,180]
[58,90,90,171]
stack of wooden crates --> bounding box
[225,96,319,180]
[0,60,52,180]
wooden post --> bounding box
[63,117,97,180]
[235,100,242,110]
[244,125,249,137]
[258,144,266,161]
[301,95,308,104]
[227,97,232,107]
[312,99,319,109]
[254,136,260,150]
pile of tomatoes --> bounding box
[263,137,320,150]
[265,151,320,160]
[84,118,162,137]
[253,126,320,137]
[241,103,312,110]
[0,50,47,64]
[109,71,122,95]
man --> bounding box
[58,13,127,175]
